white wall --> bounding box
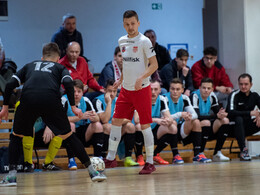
[218,0,246,89]
[0,0,203,72]
[244,0,260,92]
[244,0,260,155]
[218,0,260,90]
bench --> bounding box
[1,114,260,169]
[0,110,15,147]
[1,78,260,168]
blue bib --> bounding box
[64,94,88,128]
[164,92,184,124]
[34,117,45,133]
[193,90,211,115]
[151,96,161,129]
[95,94,116,124]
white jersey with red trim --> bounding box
[118,33,155,91]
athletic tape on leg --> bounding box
[145,145,154,157]
[108,139,120,151]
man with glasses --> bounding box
[191,47,233,108]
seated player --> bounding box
[190,78,230,162]
[137,80,183,165]
[160,48,194,96]
[164,78,212,163]
[93,79,139,167]
[62,79,104,170]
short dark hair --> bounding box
[238,73,252,83]
[123,10,139,21]
[114,46,121,56]
[105,78,115,88]
[176,49,189,58]
[42,43,60,58]
[170,78,183,86]
[144,29,156,36]
[73,79,84,91]
[200,77,214,86]
[63,13,76,23]
[150,79,160,85]
[203,47,217,56]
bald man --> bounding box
[59,42,104,97]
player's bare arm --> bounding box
[99,98,112,124]
[122,119,132,125]
[133,111,140,124]
[254,115,260,127]
[161,111,175,126]
[251,110,260,117]
[113,73,123,89]
[182,66,189,77]
[84,85,88,93]
[135,55,158,90]
[152,118,163,125]
[84,110,99,122]
[217,108,228,119]
[0,105,9,123]
[71,105,83,118]
[43,126,54,144]
[182,112,192,121]
[68,116,81,123]
[215,86,227,93]
[184,89,191,97]
[160,117,172,126]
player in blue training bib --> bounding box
[93,79,138,167]
[190,77,230,162]
[165,78,212,163]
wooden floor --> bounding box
[1,159,260,194]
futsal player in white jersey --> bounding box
[104,10,158,174]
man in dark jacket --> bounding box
[226,73,260,161]
[160,49,193,96]
[0,39,18,107]
[98,46,123,87]
[0,59,17,94]
[51,13,84,58]
[144,29,171,71]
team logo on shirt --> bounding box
[122,46,126,53]
[133,46,138,53]
[123,57,140,62]
[150,47,155,53]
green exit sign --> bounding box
[152,3,162,10]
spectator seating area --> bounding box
[1,75,260,170]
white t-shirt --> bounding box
[118,33,156,91]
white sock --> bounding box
[9,170,17,178]
[106,125,121,160]
[141,127,154,164]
